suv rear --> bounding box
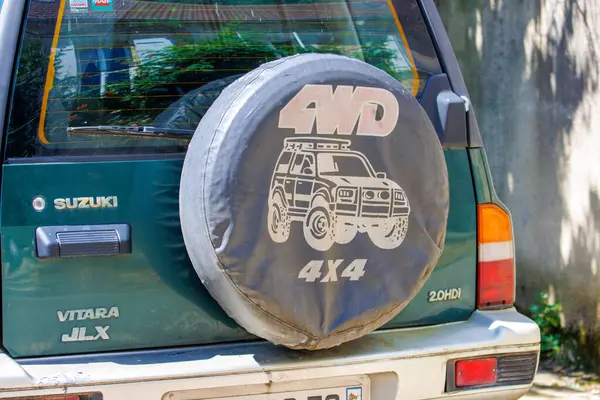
[0,0,539,399]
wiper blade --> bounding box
[67,125,194,139]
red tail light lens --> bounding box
[478,258,515,307]
[477,204,515,309]
[448,352,538,392]
[455,358,497,387]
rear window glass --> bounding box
[6,0,442,158]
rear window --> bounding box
[6,0,442,158]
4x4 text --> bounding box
[298,259,367,282]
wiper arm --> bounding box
[67,125,194,139]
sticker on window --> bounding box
[69,0,88,12]
[91,0,113,11]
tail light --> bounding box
[455,358,497,387]
[477,203,515,309]
[447,352,538,392]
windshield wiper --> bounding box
[67,125,194,139]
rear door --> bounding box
[1,0,476,357]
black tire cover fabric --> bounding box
[153,74,244,131]
[180,53,449,350]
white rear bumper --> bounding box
[0,308,540,399]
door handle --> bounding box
[35,224,131,259]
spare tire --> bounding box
[180,53,449,350]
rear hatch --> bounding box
[1,0,476,357]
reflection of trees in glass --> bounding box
[68,25,408,128]
[7,36,47,157]
[6,0,419,156]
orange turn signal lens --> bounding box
[477,204,513,244]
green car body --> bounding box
[2,148,477,356]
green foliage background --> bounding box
[530,292,563,357]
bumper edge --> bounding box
[0,308,540,399]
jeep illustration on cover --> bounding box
[267,138,411,251]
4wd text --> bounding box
[279,84,399,136]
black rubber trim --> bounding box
[0,0,28,162]
[7,152,186,164]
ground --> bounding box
[522,371,600,399]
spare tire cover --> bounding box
[180,53,449,350]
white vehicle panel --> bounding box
[0,309,539,400]
[167,375,369,400]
